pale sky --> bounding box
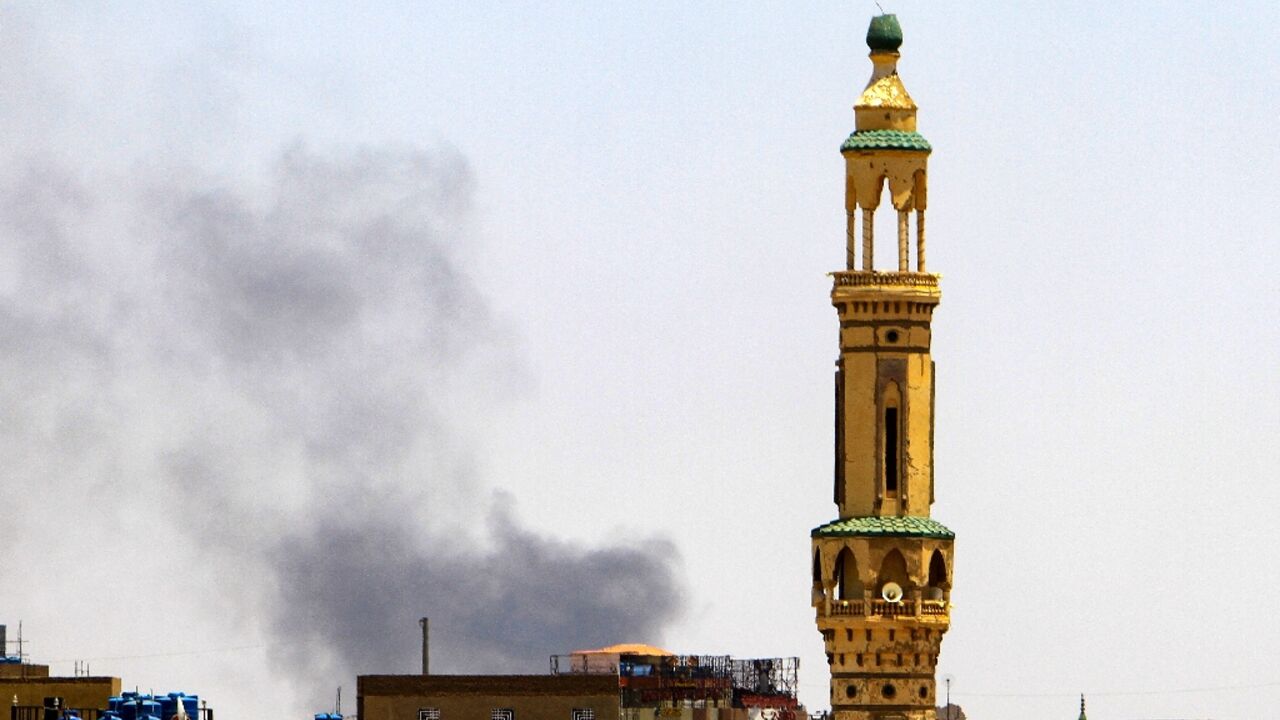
[1,3,1278,720]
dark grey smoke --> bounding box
[268,499,682,682]
[0,141,684,705]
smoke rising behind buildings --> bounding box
[0,6,684,711]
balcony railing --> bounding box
[821,599,948,619]
[870,600,916,618]
[921,601,947,616]
[830,601,864,616]
[830,271,938,288]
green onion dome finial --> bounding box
[866,14,903,52]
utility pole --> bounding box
[945,676,952,720]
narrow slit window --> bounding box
[884,406,900,494]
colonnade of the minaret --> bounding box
[812,15,955,720]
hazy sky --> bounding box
[1,3,1278,720]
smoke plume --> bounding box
[0,6,684,709]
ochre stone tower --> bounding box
[811,15,954,720]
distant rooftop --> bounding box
[571,643,673,656]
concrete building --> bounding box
[1,624,210,720]
[358,674,620,720]
[358,645,801,720]
[1,660,121,720]
[1,624,121,720]
[809,15,955,720]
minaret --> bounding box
[811,15,955,720]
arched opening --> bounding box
[928,550,947,587]
[877,549,911,596]
[924,550,948,601]
[834,548,863,601]
[812,549,825,605]
[912,169,928,272]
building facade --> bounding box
[358,675,621,720]
[810,15,954,720]
[0,660,121,720]
[358,647,800,720]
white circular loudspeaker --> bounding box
[881,582,903,603]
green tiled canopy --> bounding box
[812,515,954,539]
[841,129,932,153]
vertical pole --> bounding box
[946,677,951,720]
[897,210,909,272]
[420,617,429,675]
[916,209,927,273]
[845,211,857,270]
[861,209,875,271]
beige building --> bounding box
[809,14,954,720]
[0,661,121,718]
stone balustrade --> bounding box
[831,271,938,288]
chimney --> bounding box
[419,618,429,675]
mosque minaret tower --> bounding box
[810,14,955,720]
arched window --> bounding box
[877,549,910,594]
[835,548,862,601]
[927,550,948,588]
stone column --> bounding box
[916,209,926,273]
[898,210,910,272]
[846,211,858,270]
[861,208,875,271]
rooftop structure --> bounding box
[360,646,801,720]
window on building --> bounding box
[572,709,595,720]
[492,709,514,720]
[418,710,440,720]
[884,406,899,494]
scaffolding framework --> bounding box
[550,653,799,712]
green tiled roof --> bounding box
[841,129,932,153]
[812,515,954,539]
